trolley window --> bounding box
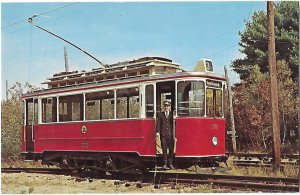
[42,97,57,123]
[26,99,38,125]
[145,85,154,118]
[206,88,222,117]
[85,91,103,120]
[116,87,139,119]
[100,90,114,119]
[177,81,205,116]
[59,94,83,122]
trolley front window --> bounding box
[177,81,205,116]
[206,88,222,117]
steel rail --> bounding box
[149,172,299,192]
[226,152,299,159]
[2,167,299,192]
[109,171,299,192]
[1,167,70,175]
[226,152,299,167]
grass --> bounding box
[225,156,299,178]
[1,158,54,168]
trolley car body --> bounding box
[21,57,226,171]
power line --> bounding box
[1,2,79,30]
[207,44,237,58]
[1,19,27,30]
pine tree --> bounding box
[232,1,299,80]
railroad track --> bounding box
[2,167,298,192]
[153,172,299,192]
[112,171,299,192]
[1,167,71,175]
[226,152,299,167]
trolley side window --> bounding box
[145,85,154,118]
[116,87,139,119]
[42,97,57,123]
[59,94,83,122]
[206,88,222,117]
[85,90,114,120]
[26,99,38,125]
[85,91,102,120]
[177,81,205,116]
[101,90,114,119]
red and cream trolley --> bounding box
[22,57,227,172]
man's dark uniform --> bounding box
[156,108,175,168]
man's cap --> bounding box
[163,101,171,106]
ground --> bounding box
[1,158,298,193]
[2,172,222,193]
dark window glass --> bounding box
[145,85,154,118]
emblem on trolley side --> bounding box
[212,124,218,130]
[81,125,87,134]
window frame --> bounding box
[176,80,206,117]
[205,79,224,118]
[41,97,58,123]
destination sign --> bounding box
[206,80,222,88]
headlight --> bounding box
[212,136,218,146]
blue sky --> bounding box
[1,2,266,99]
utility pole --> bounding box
[6,80,8,100]
[267,1,281,171]
[64,46,69,72]
[224,66,237,152]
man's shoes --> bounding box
[163,165,168,169]
[169,165,175,169]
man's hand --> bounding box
[156,132,160,137]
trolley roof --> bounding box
[22,57,226,99]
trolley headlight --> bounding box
[212,136,218,146]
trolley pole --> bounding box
[224,66,237,152]
[267,1,281,171]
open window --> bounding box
[26,99,38,125]
[24,98,38,152]
[59,94,83,122]
[101,90,115,119]
[85,91,103,120]
[116,87,139,119]
[42,97,57,123]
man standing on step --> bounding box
[156,100,175,169]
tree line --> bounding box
[229,1,299,153]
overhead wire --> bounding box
[1,2,79,30]
[207,44,238,59]
[1,18,27,30]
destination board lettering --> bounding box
[206,80,222,88]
